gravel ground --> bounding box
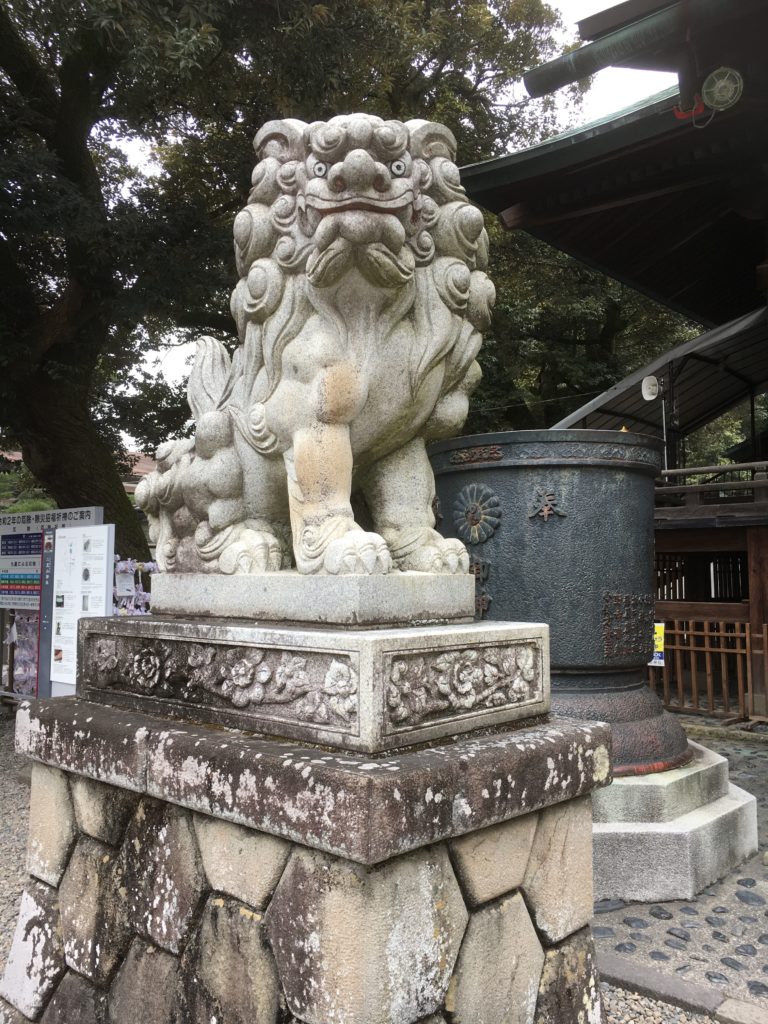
[0,713,30,971]
[601,984,716,1022]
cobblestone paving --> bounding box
[593,737,768,1012]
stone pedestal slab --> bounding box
[150,571,475,626]
[2,698,611,1024]
[446,892,544,1024]
[535,927,602,1024]
[58,836,132,982]
[266,846,469,1024]
[38,971,108,1024]
[77,617,550,753]
[179,896,279,1024]
[70,775,137,844]
[14,699,608,863]
[593,741,758,901]
[0,881,65,1019]
[109,939,181,1024]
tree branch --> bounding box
[36,281,106,360]
[168,309,236,334]
[50,37,117,298]
[0,7,59,129]
[0,234,40,326]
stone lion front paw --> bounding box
[391,532,470,574]
[323,531,392,575]
[219,529,288,574]
[197,521,290,574]
[297,517,392,575]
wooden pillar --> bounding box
[747,526,768,715]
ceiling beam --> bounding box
[500,176,721,230]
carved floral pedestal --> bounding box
[1,577,610,1024]
[76,614,550,753]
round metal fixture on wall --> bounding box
[701,67,744,111]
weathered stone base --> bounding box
[592,741,758,901]
[77,616,550,753]
[1,699,610,1024]
[150,570,476,626]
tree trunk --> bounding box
[14,372,150,561]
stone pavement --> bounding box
[0,711,766,1022]
[593,726,768,1021]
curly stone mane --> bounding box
[221,115,494,440]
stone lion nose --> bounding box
[339,149,376,191]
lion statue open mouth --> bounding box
[136,113,495,576]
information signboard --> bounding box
[49,524,115,693]
[0,507,103,611]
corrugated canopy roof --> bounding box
[553,308,768,436]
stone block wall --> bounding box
[0,764,602,1024]
[1,700,611,1024]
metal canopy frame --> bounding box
[553,308,768,444]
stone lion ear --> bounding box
[253,119,308,162]
[405,120,457,162]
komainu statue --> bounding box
[136,114,495,575]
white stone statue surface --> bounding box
[136,113,495,575]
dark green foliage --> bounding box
[0,464,56,511]
[467,227,700,435]
[0,0,570,555]
[110,368,193,455]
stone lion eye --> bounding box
[390,159,407,177]
[313,162,328,178]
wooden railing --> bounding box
[649,602,751,718]
[656,461,768,509]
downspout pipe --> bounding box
[524,0,763,99]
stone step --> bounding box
[593,782,758,901]
[592,741,729,824]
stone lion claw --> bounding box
[389,532,470,574]
[323,532,392,576]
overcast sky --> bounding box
[555,0,677,121]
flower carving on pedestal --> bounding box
[89,634,360,731]
[435,649,483,710]
[94,640,118,677]
[221,654,272,708]
[386,643,542,729]
[296,658,359,725]
[322,660,359,723]
[274,654,311,701]
[128,643,178,694]
[452,484,502,544]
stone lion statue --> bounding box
[136,113,495,575]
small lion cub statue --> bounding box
[136,114,495,576]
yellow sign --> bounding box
[649,622,665,667]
